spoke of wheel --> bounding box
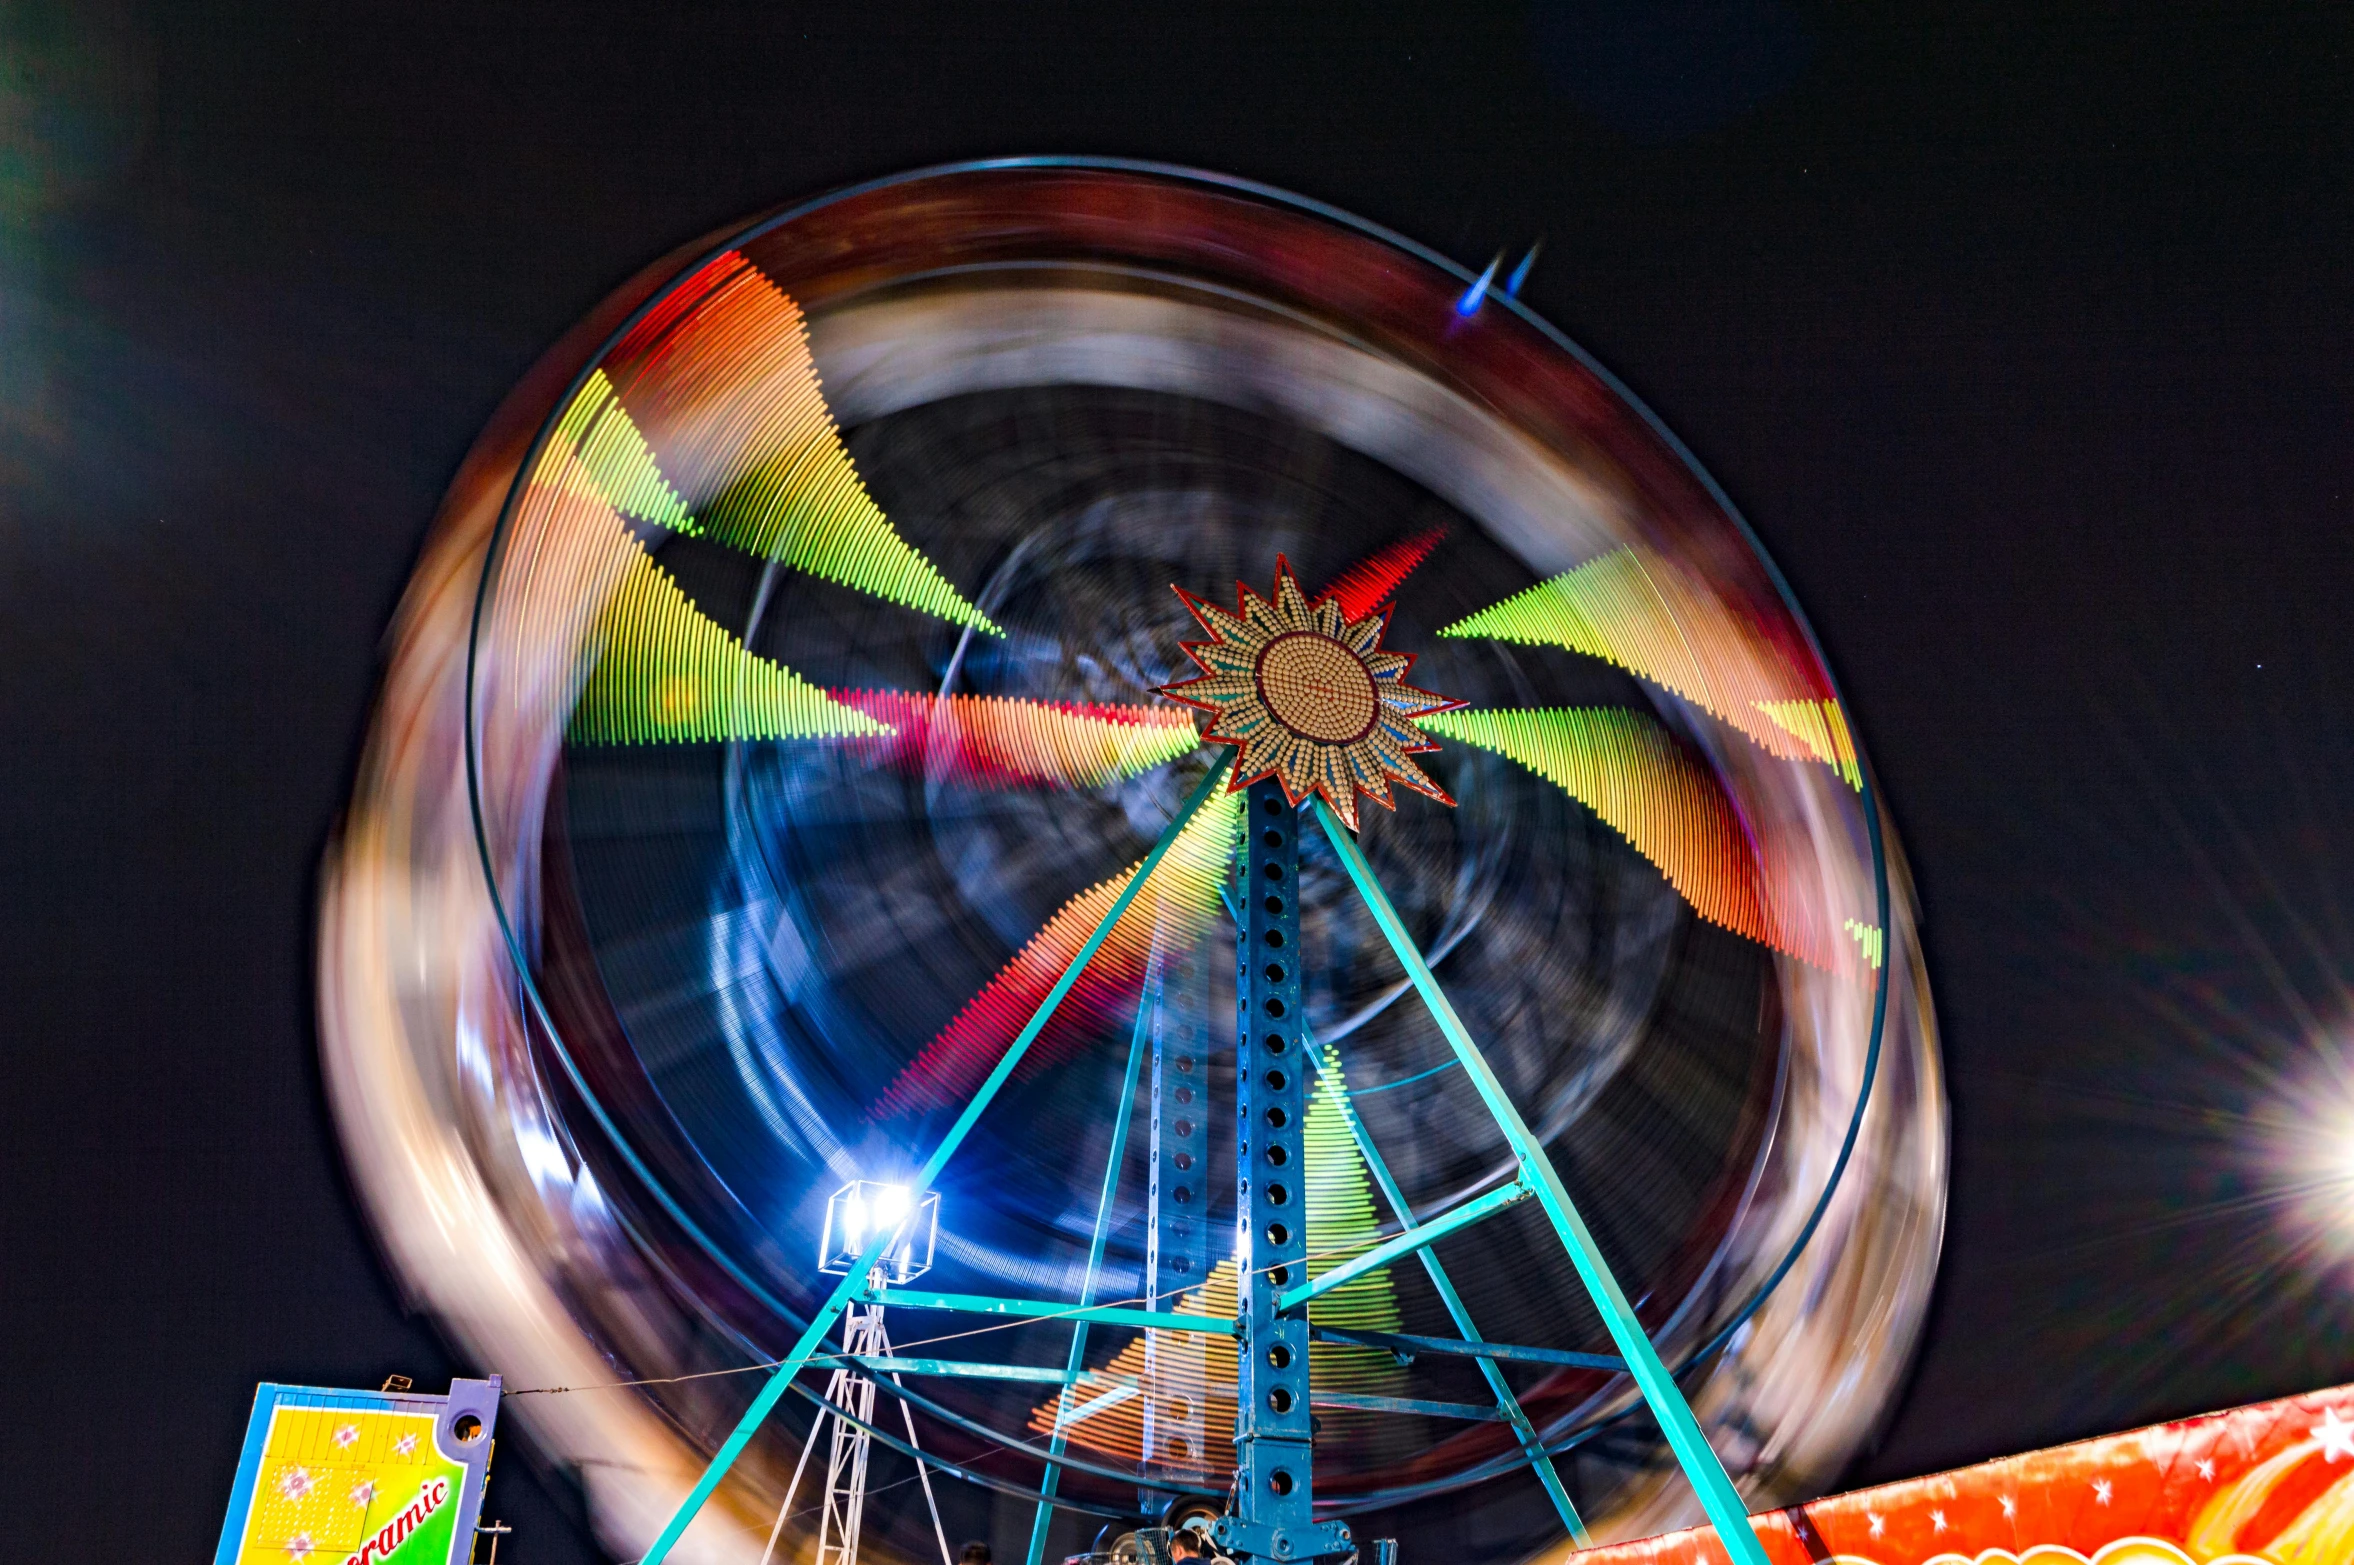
[1026,953,1157,1565]
[639,753,1235,1565]
[1312,797,1769,1565]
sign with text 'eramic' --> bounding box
[214,1377,500,1565]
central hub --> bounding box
[1159,556,1464,829]
[1255,631,1379,743]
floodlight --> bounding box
[819,1179,939,1282]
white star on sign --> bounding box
[1999,1495,2016,1519]
[1866,1513,1885,1539]
[2316,1407,2354,1463]
[2196,1459,2215,1481]
[2093,1479,2113,1505]
[1930,1510,1948,1533]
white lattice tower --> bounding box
[814,1299,886,1565]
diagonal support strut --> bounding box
[1025,969,1155,1565]
[637,753,1235,1565]
[1312,798,1770,1565]
[1303,1030,1593,1544]
[1220,867,1592,1544]
[1272,1178,1531,1312]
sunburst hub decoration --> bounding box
[1160,557,1462,828]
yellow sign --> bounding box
[215,1379,498,1565]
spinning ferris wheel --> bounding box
[320,161,1945,1565]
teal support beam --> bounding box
[1302,1030,1593,1544]
[636,754,1234,1565]
[1058,1383,1140,1425]
[861,1287,1238,1338]
[1026,969,1154,1565]
[1305,1326,1621,1373]
[1273,1179,1531,1312]
[1312,799,1769,1565]
[839,1357,1073,1385]
[1308,1392,1504,1422]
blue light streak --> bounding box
[1455,252,1504,316]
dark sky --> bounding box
[6,4,2354,1561]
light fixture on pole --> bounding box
[758,1182,952,1565]
[820,1180,941,1284]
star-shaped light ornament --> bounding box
[1160,559,1462,829]
[2316,1405,2354,1463]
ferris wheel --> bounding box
[320,161,1945,1565]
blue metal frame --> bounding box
[1312,798,1769,1565]
[1026,975,1155,1565]
[856,1373,1226,1497]
[1304,1326,1622,1373]
[841,1358,1073,1384]
[1143,929,1214,1509]
[638,754,1234,1565]
[1230,781,1325,1555]
[1303,1033,1594,1543]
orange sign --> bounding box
[1570,1383,2354,1565]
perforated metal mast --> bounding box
[1142,938,1212,1508]
[1218,781,1351,1564]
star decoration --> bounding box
[1866,1513,1885,1539]
[2196,1459,2216,1482]
[2315,1406,2354,1462]
[1999,1494,2017,1519]
[393,1433,418,1457]
[1160,558,1461,829]
[1930,1509,1948,1534]
[348,1481,377,1508]
[276,1467,314,1501]
[332,1423,360,1449]
[2093,1478,2113,1505]
[283,1535,314,1562]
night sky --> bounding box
[6,4,2354,1561]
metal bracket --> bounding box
[1210,1516,1355,1563]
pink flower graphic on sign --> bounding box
[276,1466,314,1500]
[392,1432,418,1457]
[283,1534,314,1560]
[332,1423,360,1449]
[348,1480,377,1508]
